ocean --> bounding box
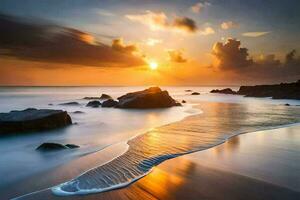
[0,86,300,199]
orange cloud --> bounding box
[221,21,239,30]
[167,49,187,63]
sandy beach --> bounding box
[5,125,300,200]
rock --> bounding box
[237,80,300,100]
[0,108,72,134]
[73,111,84,114]
[36,142,80,151]
[65,144,80,149]
[285,103,290,106]
[59,102,80,106]
[36,143,68,151]
[185,89,192,92]
[182,100,186,103]
[116,87,181,109]
[83,97,101,100]
[86,100,101,108]
[210,88,237,94]
[102,99,118,107]
[191,92,200,95]
[48,103,53,106]
[100,94,112,99]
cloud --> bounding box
[242,31,270,37]
[172,17,198,33]
[126,11,198,33]
[112,38,138,53]
[168,49,187,63]
[211,38,300,80]
[190,2,211,13]
[199,27,215,35]
[145,38,162,46]
[221,21,238,30]
[0,14,144,67]
[212,38,253,70]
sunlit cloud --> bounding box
[96,9,115,17]
[145,38,162,46]
[190,2,211,13]
[221,21,239,30]
[167,49,187,63]
[125,11,198,33]
[242,31,270,37]
[199,27,215,35]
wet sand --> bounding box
[7,125,300,200]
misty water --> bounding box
[0,86,300,198]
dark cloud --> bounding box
[168,50,187,63]
[212,38,253,70]
[112,38,138,53]
[172,17,197,33]
[212,38,300,80]
[0,14,144,67]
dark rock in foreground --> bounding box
[102,99,118,107]
[100,94,112,99]
[116,87,181,109]
[237,80,300,100]
[59,102,80,106]
[210,88,237,95]
[191,92,200,95]
[86,100,101,108]
[0,108,72,134]
[36,142,79,151]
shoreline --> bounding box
[10,124,300,200]
[6,121,300,199]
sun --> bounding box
[149,61,158,70]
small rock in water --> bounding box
[36,142,80,151]
[59,102,80,106]
[102,99,118,107]
[191,92,200,95]
[83,97,101,100]
[86,100,101,108]
[182,100,186,103]
[285,103,290,106]
[73,111,84,114]
[65,144,80,149]
[210,88,237,95]
[100,94,112,99]
[185,89,192,92]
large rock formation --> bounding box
[116,87,181,109]
[100,94,112,99]
[237,80,300,99]
[210,88,237,95]
[0,108,72,134]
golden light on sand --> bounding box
[149,61,158,70]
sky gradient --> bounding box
[0,0,299,86]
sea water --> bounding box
[0,86,299,197]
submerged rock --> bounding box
[86,100,101,108]
[191,92,200,95]
[83,97,101,100]
[116,87,181,109]
[102,99,118,107]
[0,108,72,134]
[210,88,237,94]
[100,94,112,99]
[36,142,79,151]
[59,102,80,106]
[185,89,192,92]
[73,111,85,114]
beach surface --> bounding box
[9,125,300,200]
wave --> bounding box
[49,102,300,196]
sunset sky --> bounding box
[0,0,299,86]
